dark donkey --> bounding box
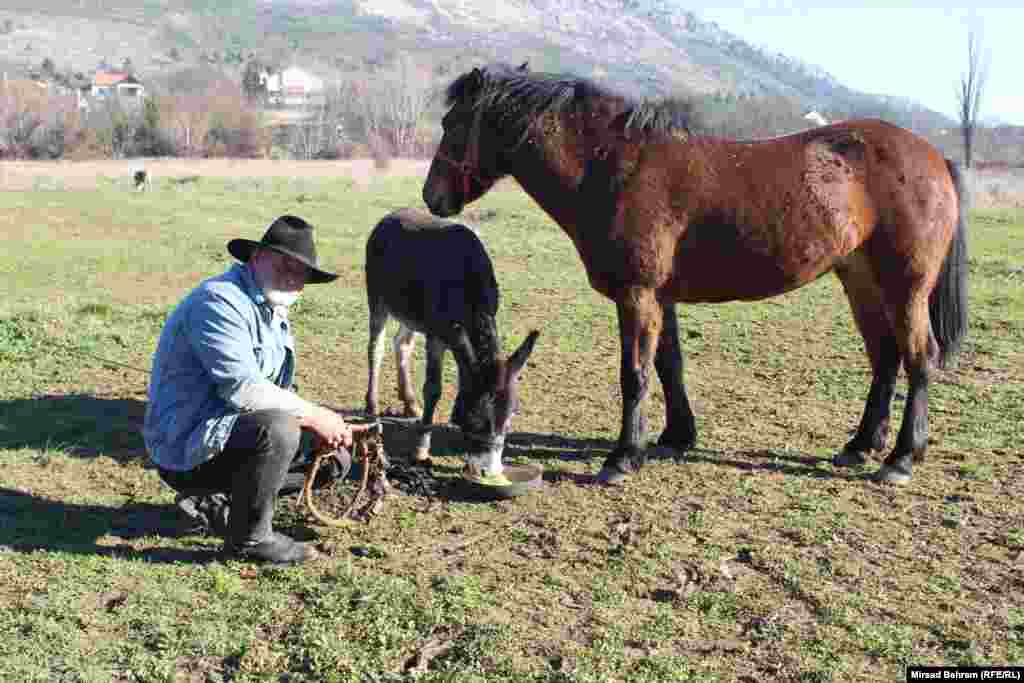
[422,63,968,486]
[365,207,540,477]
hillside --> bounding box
[0,0,955,130]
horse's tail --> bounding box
[929,158,969,368]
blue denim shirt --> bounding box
[144,263,295,471]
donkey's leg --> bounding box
[876,291,933,484]
[450,361,466,426]
[393,323,422,417]
[412,335,447,463]
[365,302,389,416]
[654,303,697,454]
[834,259,901,467]
[598,289,663,485]
[421,335,446,424]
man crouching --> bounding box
[144,215,352,565]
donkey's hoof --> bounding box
[873,464,912,485]
[833,449,867,467]
[411,446,433,466]
[596,467,628,486]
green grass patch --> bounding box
[1,175,1022,682]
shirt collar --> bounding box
[236,263,290,323]
[236,262,265,305]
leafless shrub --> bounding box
[970,167,1024,209]
[0,81,81,159]
[367,131,392,170]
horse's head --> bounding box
[449,325,540,476]
[423,62,529,217]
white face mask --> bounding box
[264,288,301,308]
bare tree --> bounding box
[289,101,330,159]
[377,55,433,156]
[956,21,989,168]
[340,56,434,156]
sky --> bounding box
[691,4,1023,126]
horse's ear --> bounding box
[508,330,540,376]
[518,61,529,72]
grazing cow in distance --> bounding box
[364,207,539,478]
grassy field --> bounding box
[1,163,1022,682]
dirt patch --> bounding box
[0,158,434,191]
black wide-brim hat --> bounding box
[227,215,338,284]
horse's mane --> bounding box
[445,63,694,143]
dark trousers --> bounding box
[158,410,341,544]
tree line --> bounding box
[0,55,1018,166]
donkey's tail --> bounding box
[930,159,969,368]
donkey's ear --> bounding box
[469,67,484,89]
[508,330,540,376]
[450,322,478,367]
[518,61,529,72]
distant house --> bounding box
[78,71,146,114]
[90,71,145,101]
[263,66,325,107]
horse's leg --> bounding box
[365,302,389,416]
[876,290,934,484]
[834,260,901,467]
[412,335,447,462]
[597,289,663,485]
[393,323,422,418]
[653,303,697,454]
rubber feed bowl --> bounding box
[457,463,544,501]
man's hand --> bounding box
[301,406,353,450]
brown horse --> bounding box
[422,63,968,486]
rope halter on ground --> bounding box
[301,421,390,527]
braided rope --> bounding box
[302,423,389,527]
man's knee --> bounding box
[250,410,302,458]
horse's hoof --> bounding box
[873,464,912,485]
[833,449,867,467]
[657,427,697,453]
[403,404,423,419]
[596,467,628,486]
[647,444,681,461]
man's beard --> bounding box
[264,288,301,308]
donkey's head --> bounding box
[448,325,540,477]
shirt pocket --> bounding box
[253,344,272,378]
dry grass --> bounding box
[0,165,1022,682]
[0,157,433,191]
[4,158,1023,209]
[971,167,1024,209]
